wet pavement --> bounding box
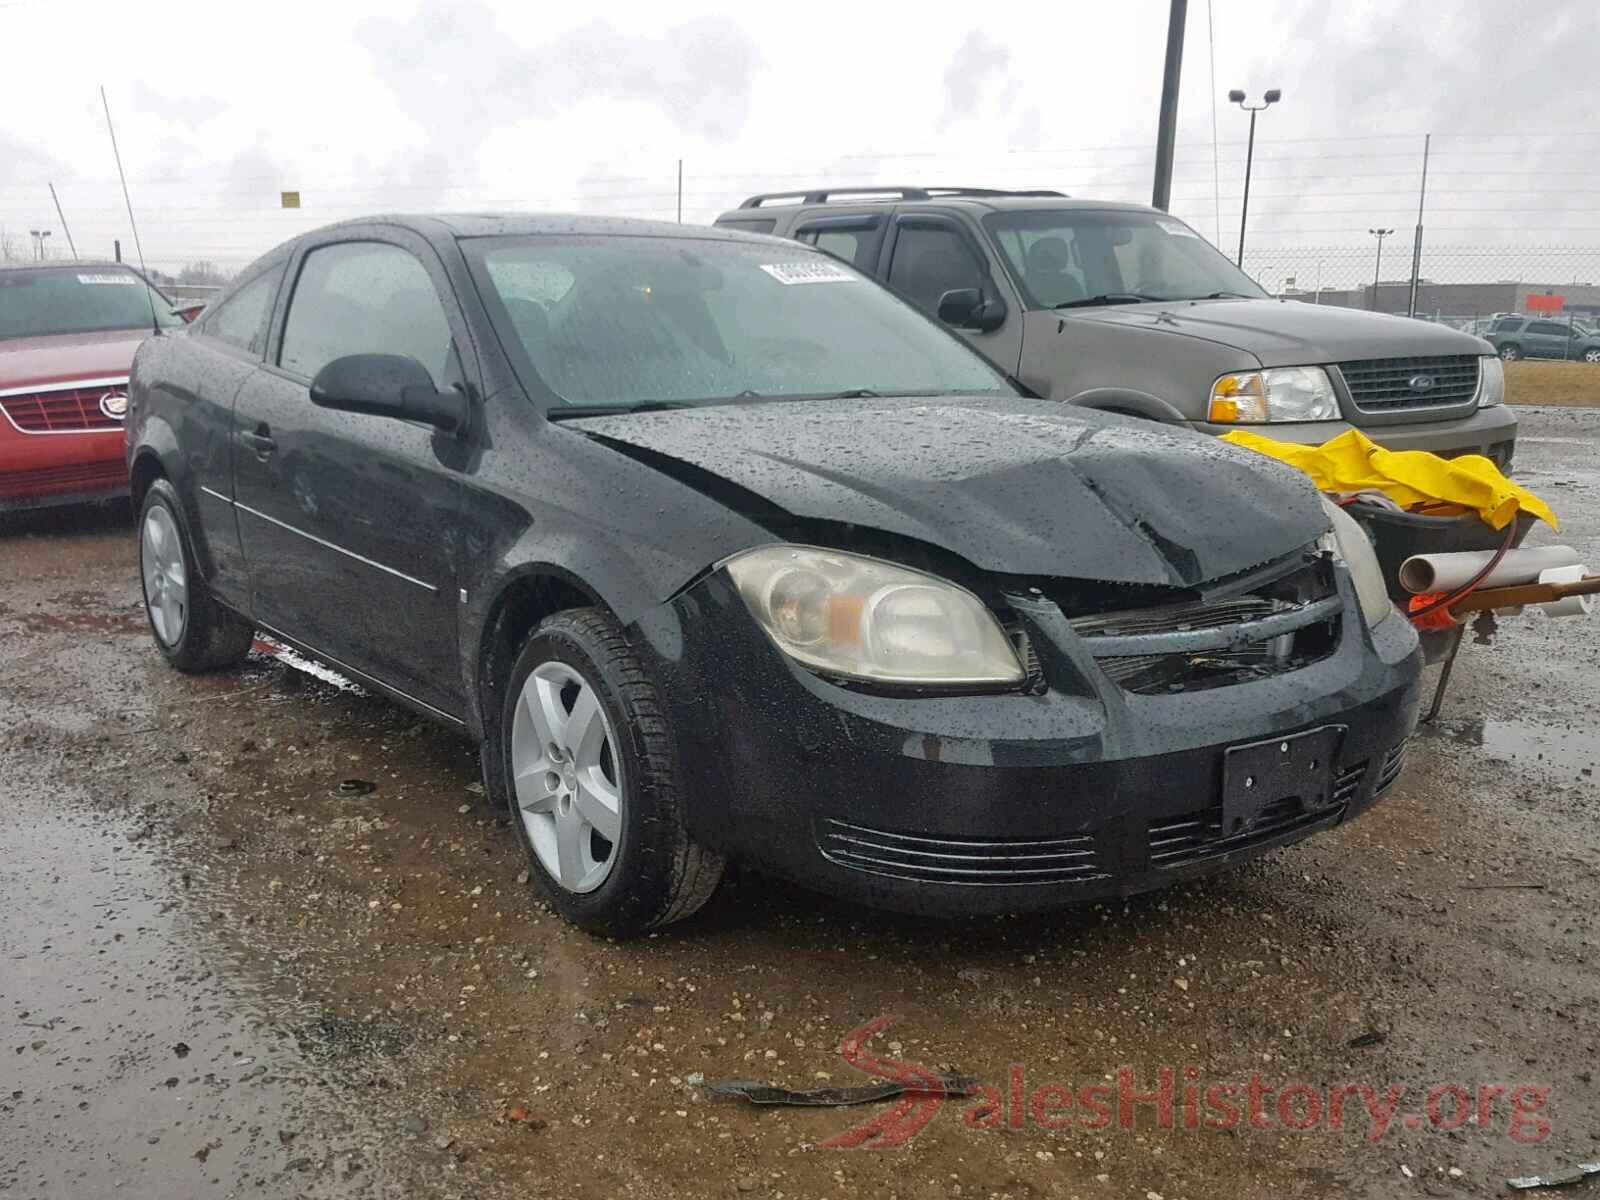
[3,407,1598,1199]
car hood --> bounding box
[568,396,1327,587]
[0,328,151,390]
[1067,298,1492,367]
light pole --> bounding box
[1369,227,1394,311]
[1230,87,1280,267]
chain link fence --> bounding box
[1241,243,1600,330]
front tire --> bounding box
[138,478,255,673]
[494,608,723,936]
[1499,344,1522,361]
[1583,348,1600,364]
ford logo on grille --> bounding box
[98,392,129,420]
[1407,374,1436,393]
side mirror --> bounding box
[309,354,468,433]
[937,287,1007,333]
[174,303,206,323]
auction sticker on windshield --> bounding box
[77,273,138,285]
[1155,219,1201,239]
[759,261,857,285]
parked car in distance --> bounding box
[1,262,184,512]
[127,214,1420,936]
[716,187,1517,466]
[1486,315,1600,363]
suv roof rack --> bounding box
[737,186,1067,208]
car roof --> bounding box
[0,260,143,275]
[295,212,775,246]
[720,189,1158,218]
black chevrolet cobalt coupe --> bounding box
[126,215,1420,935]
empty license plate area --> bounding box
[1221,725,1346,836]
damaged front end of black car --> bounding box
[572,396,1421,918]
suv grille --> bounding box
[0,381,128,433]
[1339,355,1479,412]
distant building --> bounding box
[1279,280,1600,320]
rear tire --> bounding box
[1583,348,1600,364]
[138,478,255,673]
[492,607,723,936]
[1499,344,1521,361]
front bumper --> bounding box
[642,566,1421,917]
[0,425,129,512]
[1192,403,1518,468]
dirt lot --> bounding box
[1506,361,1600,408]
[4,406,1599,1200]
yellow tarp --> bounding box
[1220,428,1558,531]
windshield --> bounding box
[983,209,1266,310]
[463,235,1012,411]
[0,267,182,340]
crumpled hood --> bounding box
[568,397,1327,587]
[1068,298,1492,367]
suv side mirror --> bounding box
[937,287,1007,333]
[173,303,206,324]
[309,354,468,433]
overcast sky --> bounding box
[1,0,1596,286]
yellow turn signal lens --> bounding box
[1209,372,1268,422]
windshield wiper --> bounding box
[821,388,881,399]
[546,401,693,420]
[1053,293,1170,309]
[1185,290,1252,300]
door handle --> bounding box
[238,424,276,456]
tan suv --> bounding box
[716,187,1517,466]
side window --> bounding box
[1529,321,1567,336]
[1492,319,1523,333]
[201,270,279,355]
[279,242,456,386]
[886,224,989,315]
[813,230,861,263]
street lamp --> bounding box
[1230,87,1281,268]
[27,229,51,260]
[1369,227,1394,311]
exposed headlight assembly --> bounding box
[1318,499,1394,628]
[724,546,1024,688]
[1209,366,1340,423]
[1476,354,1505,407]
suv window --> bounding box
[1528,321,1569,337]
[201,269,279,354]
[886,224,989,314]
[280,242,455,385]
[1490,318,1524,333]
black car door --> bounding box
[232,232,473,720]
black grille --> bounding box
[816,819,1106,885]
[1148,764,1360,871]
[1373,742,1407,795]
[1340,355,1479,412]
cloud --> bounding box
[941,31,1013,126]
[361,6,760,156]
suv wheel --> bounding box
[1499,344,1522,361]
[138,478,255,672]
[1583,348,1600,364]
[496,608,724,936]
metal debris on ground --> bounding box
[708,1074,980,1107]
[1346,1030,1387,1049]
[334,779,377,797]
[1507,1161,1600,1190]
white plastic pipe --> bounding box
[1398,544,1581,594]
[1539,564,1596,618]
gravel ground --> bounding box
[3,407,1598,1200]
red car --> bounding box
[0,262,186,511]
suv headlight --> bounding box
[724,545,1024,688]
[1209,366,1340,423]
[1476,354,1505,407]
[1318,500,1394,628]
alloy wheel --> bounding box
[510,661,624,893]
[141,504,189,646]
[1584,349,1600,364]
